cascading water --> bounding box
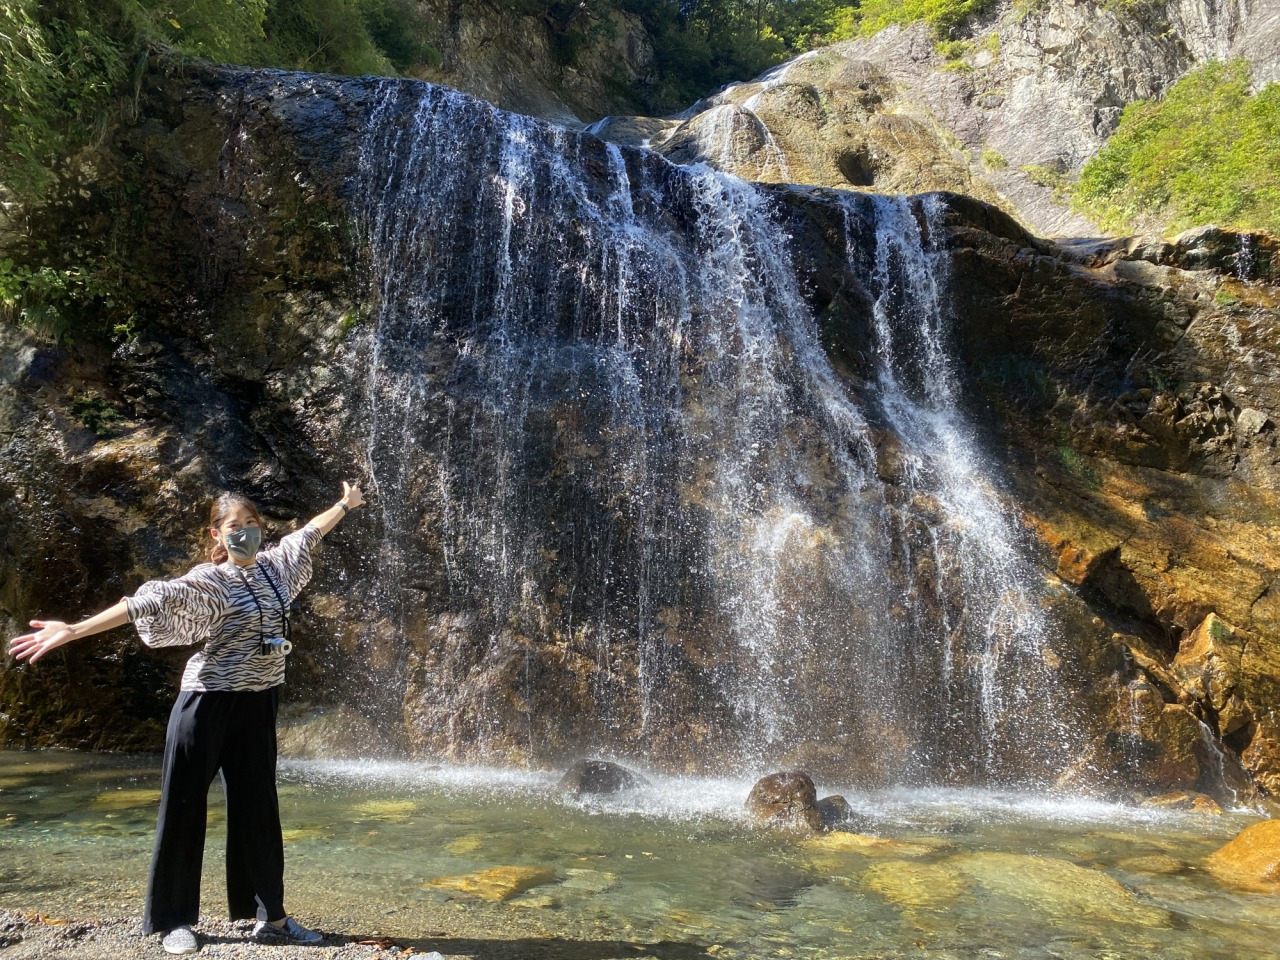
[353,79,1080,786]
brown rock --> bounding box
[558,759,649,796]
[1205,819,1280,891]
[745,771,821,832]
[1172,613,1247,732]
[817,794,852,828]
[1138,790,1223,815]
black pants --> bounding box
[142,688,286,934]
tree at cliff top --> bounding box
[1075,59,1280,237]
[619,0,859,105]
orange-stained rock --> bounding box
[1206,820,1280,891]
[1172,613,1248,733]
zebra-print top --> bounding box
[125,524,323,692]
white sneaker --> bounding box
[252,916,324,945]
[161,925,198,955]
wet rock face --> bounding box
[939,197,1280,795]
[0,61,1276,801]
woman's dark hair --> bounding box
[208,492,265,564]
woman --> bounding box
[8,483,365,956]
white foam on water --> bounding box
[280,758,1220,829]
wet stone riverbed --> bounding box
[1,750,1278,960]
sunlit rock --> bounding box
[1172,614,1248,735]
[951,852,1172,926]
[1205,819,1280,891]
[426,865,559,901]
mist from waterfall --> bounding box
[352,79,1080,786]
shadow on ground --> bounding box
[336,932,714,959]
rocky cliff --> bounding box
[589,0,1280,236]
[1,60,1278,800]
[401,0,656,124]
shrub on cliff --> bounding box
[1075,59,1280,237]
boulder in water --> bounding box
[1206,819,1280,891]
[817,794,852,828]
[558,759,648,797]
[745,772,821,832]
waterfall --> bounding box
[352,79,1080,786]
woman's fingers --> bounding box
[8,621,71,663]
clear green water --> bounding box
[2,750,1278,959]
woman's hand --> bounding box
[341,481,365,510]
[9,621,77,664]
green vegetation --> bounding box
[936,39,972,60]
[849,0,1002,40]
[69,391,126,437]
[1021,162,1070,203]
[980,148,1008,170]
[0,0,439,204]
[1075,59,1280,236]
[0,0,436,341]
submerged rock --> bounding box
[558,759,649,796]
[1205,819,1280,891]
[861,859,972,909]
[1115,854,1187,876]
[950,852,1172,927]
[806,832,950,859]
[1139,791,1224,815]
[426,865,558,901]
[745,772,821,832]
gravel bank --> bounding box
[0,912,425,959]
[0,911,709,959]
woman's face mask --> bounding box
[222,526,261,562]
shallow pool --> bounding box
[1,750,1277,959]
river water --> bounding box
[2,750,1277,959]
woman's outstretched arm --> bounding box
[8,599,131,665]
[309,481,366,537]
